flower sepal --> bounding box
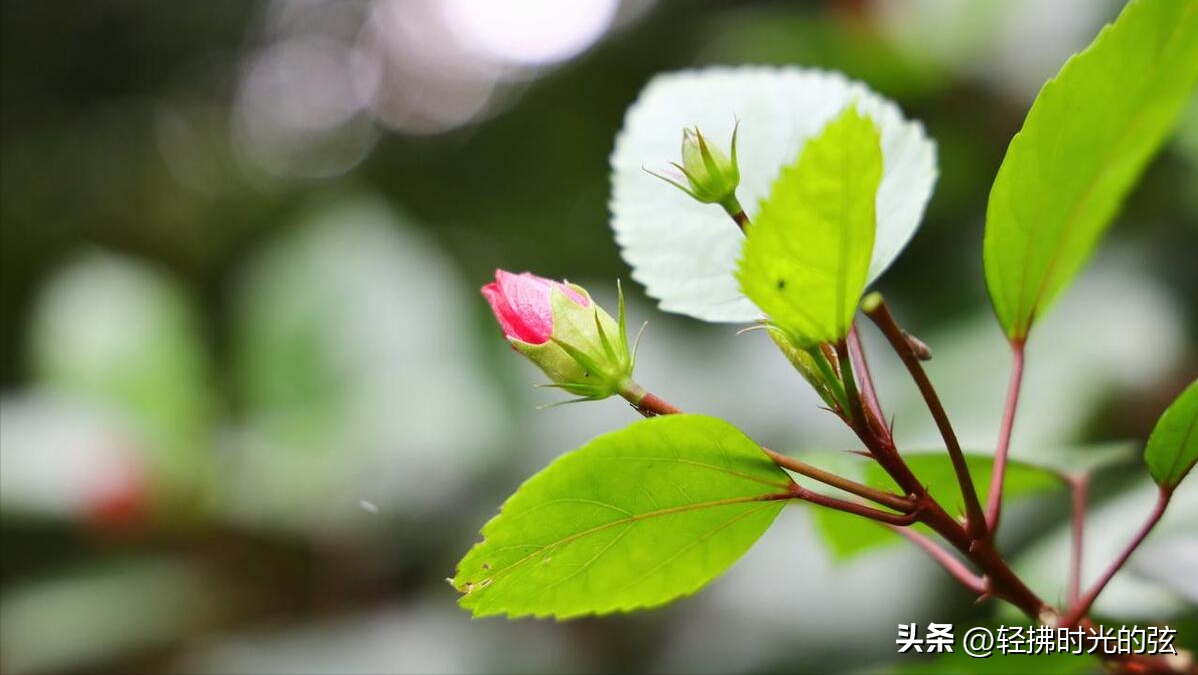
[482,270,640,402]
[512,283,638,401]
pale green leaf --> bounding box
[1144,379,1198,489]
[737,107,883,347]
[610,66,937,323]
[984,0,1198,340]
[452,415,791,619]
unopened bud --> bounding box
[482,270,637,401]
[647,122,742,217]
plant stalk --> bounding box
[863,298,987,540]
[888,526,985,594]
[625,386,913,514]
[1067,472,1089,607]
[1062,487,1173,627]
[987,341,1026,531]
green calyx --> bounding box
[648,122,742,212]
[512,282,642,402]
[766,326,847,412]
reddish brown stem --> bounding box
[987,341,1025,531]
[1063,487,1173,627]
[791,484,917,525]
[632,391,681,416]
[630,387,913,513]
[730,210,748,231]
[762,447,915,512]
[864,299,987,540]
[1067,473,1089,607]
[846,324,887,436]
[619,383,1186,672]
[888,525,985,594]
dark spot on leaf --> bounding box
[481,563,491,570]
[776,279,786,290]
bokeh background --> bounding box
[1,0,1196,673]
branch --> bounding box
[792,484,918,526]
[862,296,987,539]
[627,385,914,513]
[888,525,985,595]
[1067,473,1089,607]
[986,341,1026,531]
[762,447,916,512]
[1063,487,1173,626]
[847,324,889,439]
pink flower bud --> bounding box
[481,270,638,401]
[481,270,588,345]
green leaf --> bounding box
[813,451,1059,559]
[610,66,937,323]
[452,415,792,619]
[983,0,1198,341]
[1144,379,1198,489]
[737,107,883,347]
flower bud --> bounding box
[766,326,844,411]
[481,270,637,401]
[648,122,743,216]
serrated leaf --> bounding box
[813,451,1059,560]
[983,0,1198,341]
[737,107,883,347]
[452,415,792,619]
[1144,379,1198,489]
[610,66,937,323]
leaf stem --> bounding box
[887,526,985,595]
[863,297,987,540]
[847,324,888,438]
[723,199,749,232]
[1062,486,1173,627]
[836,337,867,427]
[761,447,916,512]
[790,484,918,526]
[986,341,1025,531]
[614,372,1185,671]
[1067,472,1088,607]
[624,384,914,513]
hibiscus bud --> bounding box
[647,122,743,217]
[481,270,638,401]
[766,326,842,411]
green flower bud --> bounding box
[647,122,743,217]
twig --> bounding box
[762,447,916,512]
[863,296,987,539]
[792,484,917,526]
[986,341,1026,531]
[1063,487,1173,627]
[888,525,985,594]
[1067,472,1089,607]
[628,386,914,512]
[847,324,888,439]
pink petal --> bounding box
[482,270,590,345]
